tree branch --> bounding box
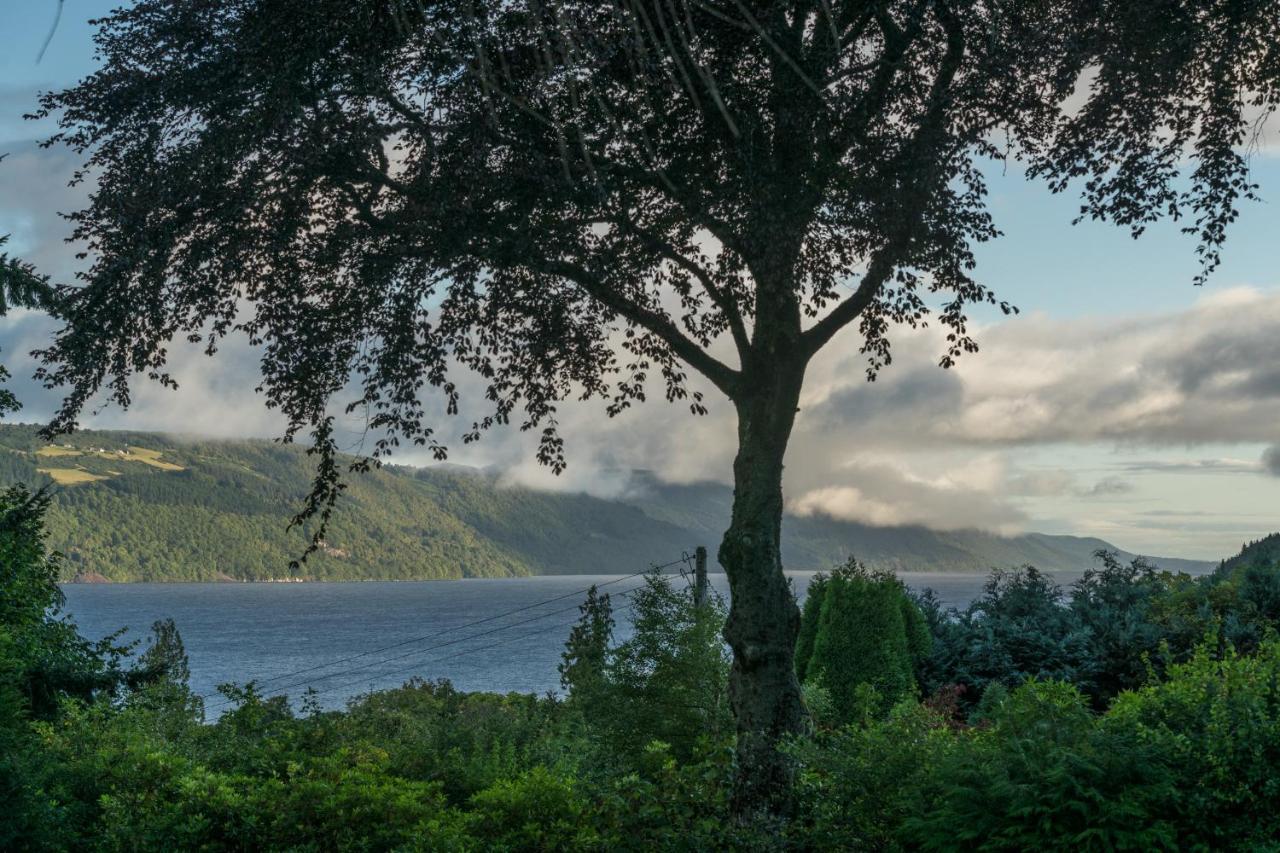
[829,0,930,155]
[531,257,740,396]
[612,217,752,360]
[801,247,896,356]
[804,0,967,357]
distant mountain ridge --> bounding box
[616,470,1214,575]
[0,424,1217,581]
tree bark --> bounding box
[718,358,807,819]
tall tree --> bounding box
[32,0,1279,812]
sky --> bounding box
[2,2,1280,560]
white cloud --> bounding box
[789,456,1028,533]
[801,286,1280,450]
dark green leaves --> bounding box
[34,0,1278,497]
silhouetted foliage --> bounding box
[924,566,1094,709]
[132,618,191,689]
[559,585,614,709]
[919,545,1280,715]
[0,227,58,418]
[0,485,132,719]
[31,0,1280,808]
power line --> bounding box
[202,582,647,710]
[201,557,684,699]
[206,583,650,713]
[200,557,689,711]
[298,595,646,705]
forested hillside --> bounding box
[1220,533,1280,574]
[0,425,1214,581]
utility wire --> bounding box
[207,585,649,713]
[200,557,689,711]
[298,595,645,704]
[203,582,648,710]
[202,557,684,697]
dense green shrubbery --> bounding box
[9,490,1280,850]
[916,550,1280,714]
[908,680,1182,851]
[796,560,931,721]
[1106,642,1280,850]
[1,485,196,848]
[788,643,1280,852]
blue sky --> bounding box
[3,1,1280,560]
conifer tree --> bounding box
[559,585,614,710]
[801,561,929,721]
[794,573,828,684]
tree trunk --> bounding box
[718,359,807,819]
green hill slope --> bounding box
[0,425,536,580]
[0,425,1215,581]
[1219,533,1280,574]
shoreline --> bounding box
[55,569,738,585]
[59,575,490,585]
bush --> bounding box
[333,679,566,803]
[1068,554,1171,703]
[922,564,1103,711]
[560,572,732,764]
[906,680,1178,851]
[32,695,457,851]
[588,740,734,848]
[461,766,597,850]
[1107,640,1280,850]
[1,486,132,719]
[921,553,1280,714]
[788,700,953,850]
[800,560,930,722]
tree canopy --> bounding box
[34,0,1278,471]
[31,0,1280,813]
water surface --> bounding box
[60,569,1104,715]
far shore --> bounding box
[59,575,483,585]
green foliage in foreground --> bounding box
[919,549,1280,712]
[13,629,1280,850]
[9,495,1280,850]
[560,575,732,763]
[802,643,1280,851]
[0,485,189,846]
